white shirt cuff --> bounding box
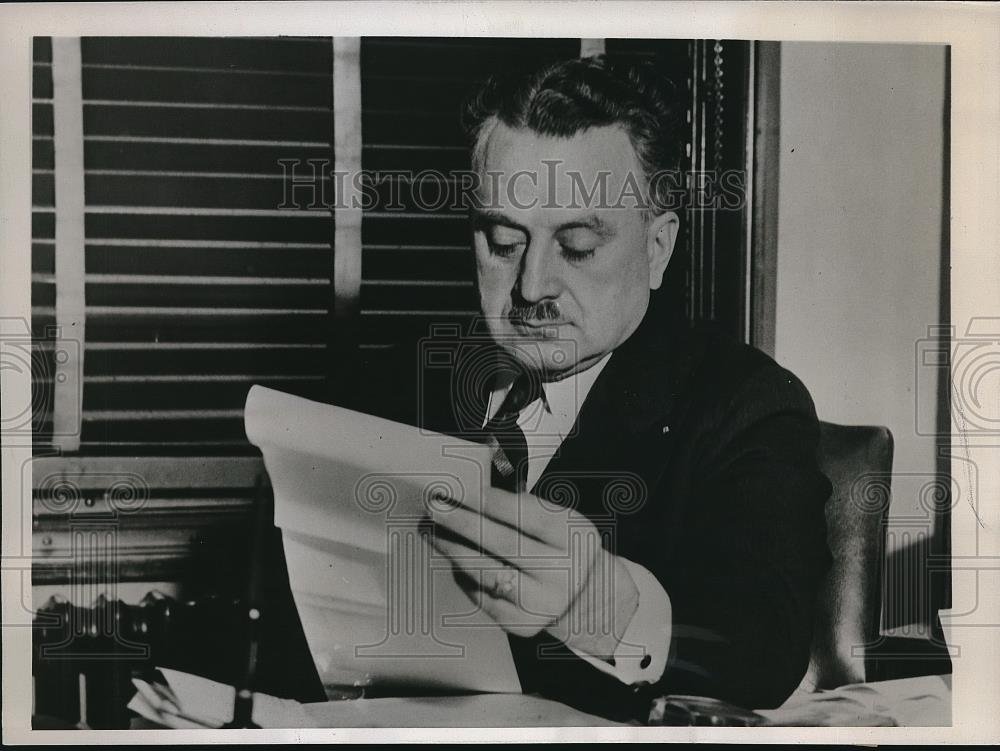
[568,558,672,685]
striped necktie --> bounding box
[484,372,543,493]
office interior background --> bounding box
[28,36,950,724]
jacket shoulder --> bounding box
[679,326,821,433]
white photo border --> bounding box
[2,1,997,744]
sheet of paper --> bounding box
[303,693,626,728]
[244,385,521,695]
[127,690,208,729]
[758,674,951,726]
[127,669,314,728]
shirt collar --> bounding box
[485,352,614,426]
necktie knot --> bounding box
[490,371,543,424]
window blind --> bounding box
[32,37,336,456]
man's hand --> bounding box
[426,487,640,662]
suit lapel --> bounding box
[530,306,702,521]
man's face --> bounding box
[471,121,678,377]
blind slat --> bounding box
[83,175,312,210]
[86,244,330,278]
[84,213,333,243]
[81,37,333,73]
[84,314,329,344]
[81,380,327,411]
[84,345,325,377]
[84,140,332,172]
[83,103,332,140]
[86,283,330,309]
[82,67,333,108]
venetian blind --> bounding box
[32,36,336,456]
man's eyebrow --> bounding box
[553,215,614,237]
[470,209,527,233]
[471,209,613,237]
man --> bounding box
[342,56,833,722]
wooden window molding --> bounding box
[748,41,781,356]
[50,38,87,453]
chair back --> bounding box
[799,422,893,692]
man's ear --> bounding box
[646,211,679,291]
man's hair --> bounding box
[460,55,685,215]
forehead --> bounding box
[474,121,646,225]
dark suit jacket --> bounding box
[328,299,833,721]
[257,299,831,721]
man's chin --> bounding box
[497,338,582,376]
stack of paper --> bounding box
[243,385,521,696]
[128,668,313,728]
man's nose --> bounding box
[516,243,559,302]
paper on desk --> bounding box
[244,385,521,695]
[127,668,315,728]
[303,693,626,728]
[758,674,951,726]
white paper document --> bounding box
[128,668,313,728]
[758,674,952,726]
[244,385,521,695]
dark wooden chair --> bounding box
[799,422,894,691]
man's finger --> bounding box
[429,497,559,560]
[429,534,570,621]
[429,529,501,571]
[437,486,593,548]
[454,569,558,638]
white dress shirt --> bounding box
[484,353,671,686]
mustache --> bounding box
[508,299,563,322]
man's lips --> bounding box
[508,316,566,329]
[508,317,566,337]
[512,319,564,327]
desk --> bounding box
[125,673,951,729]
[301,674,950,728]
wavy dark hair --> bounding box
[460,55,685,215]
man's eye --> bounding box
[488,240,524,258]
[560,245,596,262]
